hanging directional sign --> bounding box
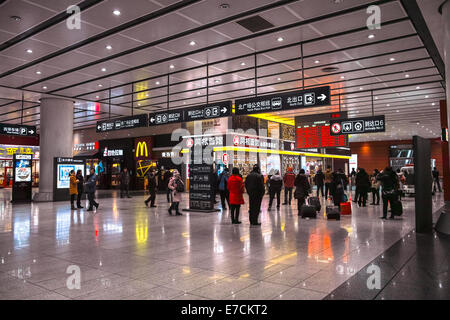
[184,101,232,121]
[148,101,232,126]
[235,86,330,115]
[0,123,37,136]
[96,114,148,132]
[330,115,386,135]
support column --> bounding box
[34,97,74,201]
[435,0,450,234]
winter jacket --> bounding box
[218,172,229,191]
[227,174,245,205]
[245,170,265,197]
[324,169,333,184]
[294,174,311,199]
[269,174,283,193]
[377,170,399,193]
[85,174,97,194]
[168,176,183,202]
[314,170,325,186]
[76,172,84,193]
[283,172,296,188]
[120,171,130,186]
[356,170,371,188]
[69,174,78,195]
[147,174,157,192]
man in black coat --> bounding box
[314,169,325,198]
[245,165,265,226]
[120,167,132,198]
[145,169,158,208]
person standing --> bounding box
[120,167,132,198]
[324,166,333,200]
[145,169,158,208]
[282,167,295,205]
[85,168,99,212]
[69,170,78,210]
[314,168,325,198]
[355,168,370,207]
[377,167,400,220]
[76,169,84,209]
[370,169,380,205]
[333,168,347,206]
[245,165,265,226]
[168,170,183,216]
[432,167,442,193]
[227,167,245,224]
[218,168,230,210]
[164,170,173,203]
[268,170,283,210]
[294,169,311,216]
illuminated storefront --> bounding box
[0,144,40,187]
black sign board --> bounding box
[96,114,148,132]
[12,154,33,203]
[235,86,330,115]
[189,164,216,211]
[330,115,386,135]
[0,123,36,136]
[53,157,85,202]
[149,101,232,126]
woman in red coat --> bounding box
[227,167,245,224]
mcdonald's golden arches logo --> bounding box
[136,141,148,158]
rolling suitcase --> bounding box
[340,201,352,215]
[300,205,317,219]
[391,199,403,216]
[307,197,321,212]
[326,206,340,220]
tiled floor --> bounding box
[0,190,444,300]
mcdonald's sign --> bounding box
[134,137,152,160]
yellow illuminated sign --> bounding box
[136,141,148,158]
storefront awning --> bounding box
[73,149,100,159]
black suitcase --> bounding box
[300,205,317,219]
[391,199,403,216]
[308,197,321,212]
[326,206,340,220]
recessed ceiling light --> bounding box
[36,71,41,75]
[189,40,196,46]
[113,10,121,16]
[416,86,420,89]
[98,84,103,87]
[214,79,220,84]
[432,102,435,106]
[10,15,22,21]
[155,81,160,85]
[405,74,410,78]
[106,45,112,50]
[340,76,345,79]
[138,103,141,106]
[375,97,378,100]
[359,87,363,90]
[240,62,246,66]
[101,68,106,72]
[250,90,254,94]
[314,60,320,64]
[197,92,201,95]
[277,37,284,42]
[396,110,399,112]
[26,49,33,54]
[26,111,30,114]
[219,3,230,9]
[387,104,390,107]
[436,109,440,112]
[368,34,375,39]
[277,77,281,81]
[42,86,47,90]
[169,64,175,69]
[425,95,429,98]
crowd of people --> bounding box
[69,163,443,224]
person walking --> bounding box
[120,167,132,198]
[145,169,158,208]
[245,165,265,226]
[85,168,99,212]
[355,168,370,207]
[432,167,442,193]
[314,168,325,198]
[377,167,400,220]
[324,166,333,200]
[168,170,184,216]
[268,170,283,210]
[76,169,84,209]
[282,167,295,205]
[294,169,311,216]
[227,167,245,224]
[69,170,78,210]
[370,169,380,205]
[218,168,230,210]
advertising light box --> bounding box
[53,157,85,201]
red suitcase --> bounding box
[340,201,352,215]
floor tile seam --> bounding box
[184,278,257,299]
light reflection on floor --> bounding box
[0,191,444,300]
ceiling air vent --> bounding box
[322,67,339,73]
[236,15,274,33]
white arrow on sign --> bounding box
[221,107,227,113]
[97,125,101,130]
[318,94,327,101]
[150,117,155,123]
[28,130,34,134]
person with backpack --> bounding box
[377,166,400,220]
[294,169,311,216]
[168,169,184,216]
[218,168,230,210]
[282,167,295,205]
[145,169,158,208]
[268,170,283,210]
[227,167,245,224]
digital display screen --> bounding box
[296,125,348,149]
[15,159,31,182]
[57,164,84,189]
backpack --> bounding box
[175,179,185,193]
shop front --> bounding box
[0,145,40,187]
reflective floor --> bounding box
[0,191,444,300]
